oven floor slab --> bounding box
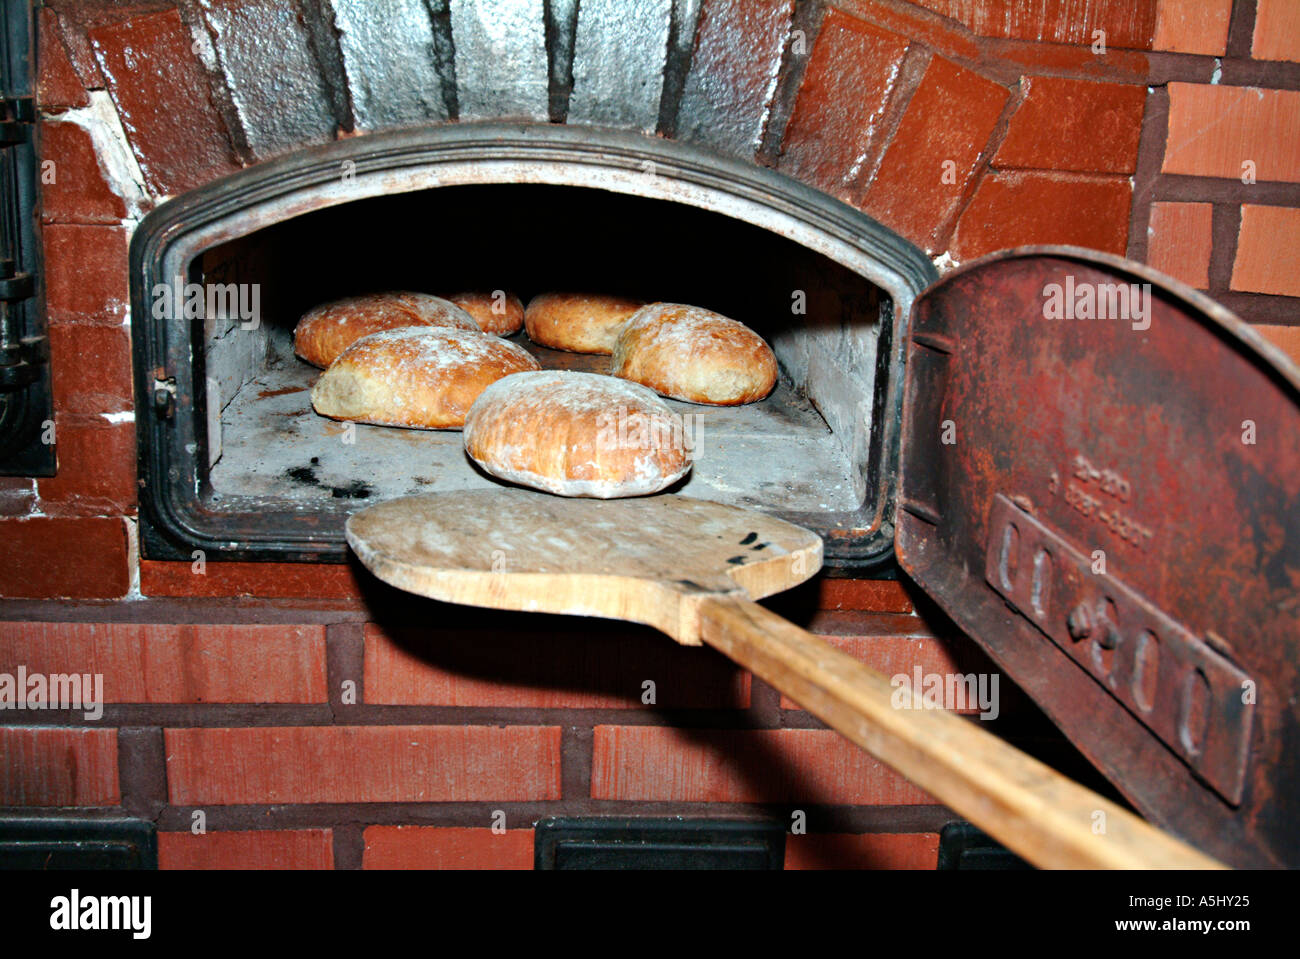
[209,342,861,513]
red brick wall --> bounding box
[1,589,989,870]
[4,0,1297,868]
[13,0,1299,599]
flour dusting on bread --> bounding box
[294,292,480,368]
[464,370,692,497]
[612,303,777,406]
[311,327,539,430]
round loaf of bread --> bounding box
[464,370,693,497]
[445,290,525,336]
[294,292,480,368]
[524,292,645,354]
[311,327,540,430]
[611,303,778,405]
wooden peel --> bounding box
[346,489,1225,869]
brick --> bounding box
[778,9,909,196]
[1231,205,1300,297]
[779,633,999,713]
[140,560,367,599]
[952,170,1132,261]
[0,478,36,517]
[817,578,914,612]
[363,826,533,869]
[88,8,240,196]
[158,829,333,869]
[1152,0,1232,55]
[0,517,130,599]
[861,56,1007,252]
[1163,83,1300,183]
[908,0,1157,50]
[785,832,939,869]
[39,121,128,224]
[1254,0,1300,63]
[1144,201,1213,289]
[48,324,133,414]
[0,623,327,704]
[568,0,672,131]
[449,0,550,122]
[1255,324,1300,370]
[37,9,89,110]
[830,0,980,63]
[837,0,1151,78]
[806,612,937,637]
[364,623,749,709]
[676,0,795,157]
[0,727,119,806]
[165,726,562,805]
[994,76,1146,174]
[43,223,130,326]
[196,0,337,159]
[591,726,933,804]
[37,417,136,514]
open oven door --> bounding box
[895,246,1300,869]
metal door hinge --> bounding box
[0,94,33,144]
[0,257,41,392]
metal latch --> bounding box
[153,371,177,419]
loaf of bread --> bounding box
[446,290,525,336]
[464,370,693,497]
[524,292,645,354]
[611,303,778,405]
[294,292,480,368]
[311,327,540,430]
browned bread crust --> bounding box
[446,290,526,336]
[523,292,645,354]
[463,370,693,497]
[310,327,540,430]
[611,303,778,406]
[294,292,480,368]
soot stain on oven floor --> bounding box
[285,457,374,499]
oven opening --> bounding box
[195,183,886,521]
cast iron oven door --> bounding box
[896,247,1300,868]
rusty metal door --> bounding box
[896,247,1300,868]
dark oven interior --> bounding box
[133,126,936,566]
[134,126,935,563]
[202,183,883,514]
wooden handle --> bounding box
[696,594,1226,869]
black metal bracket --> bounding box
[0,0,54,474]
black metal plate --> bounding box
[936,823,1032,870]
[535,817,785,870]
[0,819,157,870]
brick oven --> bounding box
[1,0,1298,872]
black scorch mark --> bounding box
[284,458,373,500]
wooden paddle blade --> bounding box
[345,490,823,644]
